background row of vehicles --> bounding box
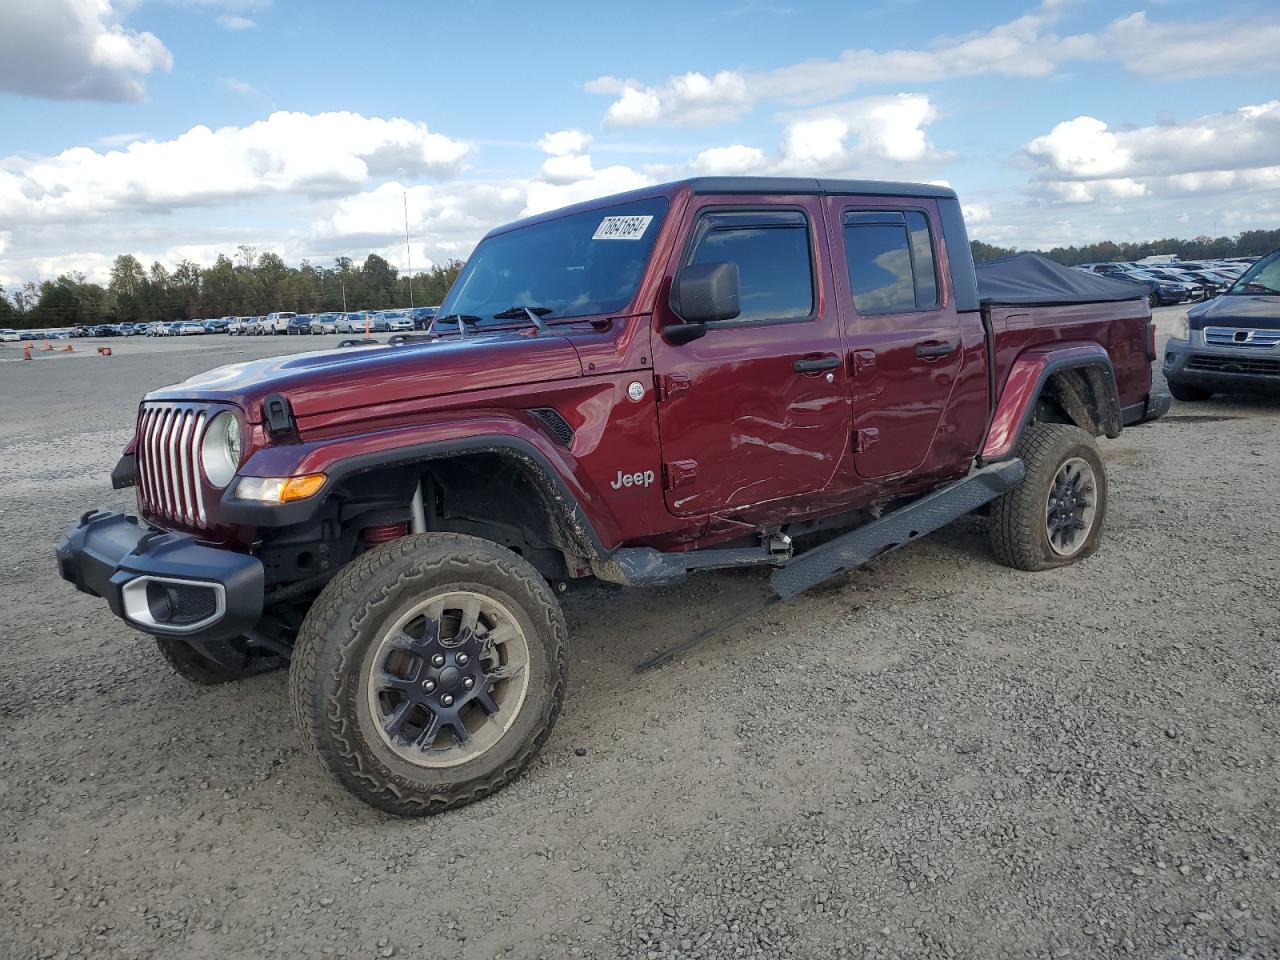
[1,307,440,342]
[1072,257,1257,306]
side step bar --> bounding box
[770,458,1024,599]
[635,459,1024,671]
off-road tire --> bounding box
[989,422,1107,572]
[155,636,287,685]
[1168,381,1212,402]
[289,533,567,816]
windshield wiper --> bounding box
[432,313,482,339]
[491,305,552,334]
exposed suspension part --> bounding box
[362,522,409,548]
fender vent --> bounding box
[528,408,573,447]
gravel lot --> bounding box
[2,309,1277,960]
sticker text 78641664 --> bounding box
[592,216,653,241]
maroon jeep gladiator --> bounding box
[57,177,1169,815]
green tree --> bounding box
[108,254,148,322]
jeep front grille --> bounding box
[136,403,211,528]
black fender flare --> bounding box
[219,435,611,560]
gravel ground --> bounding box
[2,310,1277,960]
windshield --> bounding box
[1228,252,1280,295]
[437,196,669,327]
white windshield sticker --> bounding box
[592,215,653,241]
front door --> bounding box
[827,198,964,479]
[651,197,850,518]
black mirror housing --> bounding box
[670,261,740,325]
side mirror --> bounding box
[668,261,740,343]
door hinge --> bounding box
[657,374,692,401]
[663,459,698,489]
[853,427,880,453]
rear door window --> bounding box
[842,210,940,315]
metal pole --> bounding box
[341,277,347,312]
[404,191,414,308]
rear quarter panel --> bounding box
[988,300,1152,409]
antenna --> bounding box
[404,190,414,308]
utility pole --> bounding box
[404,191,414,308]
[341,277,347,312]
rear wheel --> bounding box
[289,533,567,816]
[156,636,287,685]
[1168,380,1212,402]
[990,423,1107,572]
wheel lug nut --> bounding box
[463,677,475,689]
[441,694,454,707]
[457,653,469,666]
[422,679,436,692]
[431,654,445,667]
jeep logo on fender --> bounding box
[610,469,655,490]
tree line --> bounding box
[0,246,463,330]
[970,228,1280,265]
[3,226,1277,329]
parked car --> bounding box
[411,306,439,331]
[287,315,315,335]
[1163,248,1280,401]
[204,318,231,334]
[0,328,18,342]
[266,312,297,335]
[335,312,367,334]
[380,311,414,332]
[311,313,339,334]
[57,176,1169,816]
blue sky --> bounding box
[1,0,1278,286]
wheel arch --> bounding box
[982,345,1121,462]
[222,434,614,568]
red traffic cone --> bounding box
[97,346,112,357]
[22,344,33,361]
[40,340,53,351]
[61,344,75,353]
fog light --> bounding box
[121,576,226,633]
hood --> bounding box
[145,330,583,421]
[1188,294,1280,331]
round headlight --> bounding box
[202,411,242,487]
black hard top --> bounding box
[976,253,1149,306]
[686,176,957,200]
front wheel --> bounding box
[289,533,567,816]
[989,423,1108,572]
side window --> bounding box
[688,210,814,323]
[843,210,940,315]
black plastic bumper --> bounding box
[56,511,264,643]
[1122,391,1171,426]
[1164,338,1280,396]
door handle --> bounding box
[793,355,840,373]
[915,340,955,359]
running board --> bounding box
[635,459,1024,672]
[770,459,1024,599]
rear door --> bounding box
[828,199,964,479]
[651,196,850,518]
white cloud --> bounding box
[0,0,173,102]
[538,154,596,185]
[220,77,259,96]
[604,71,753,128]
[216,14,256,29]
[1027,101,1280,202]
[693,94,943,178]
[589,3,1280,128]
[537,129,593,156]
[0,111,471,224]
[962,203,992,225]
[692,144,769,175]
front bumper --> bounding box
[56,511,264,643]
[1163,335,1280,396]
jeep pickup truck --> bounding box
[57,177,1168,815]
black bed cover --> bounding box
[975,253,1148,307]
